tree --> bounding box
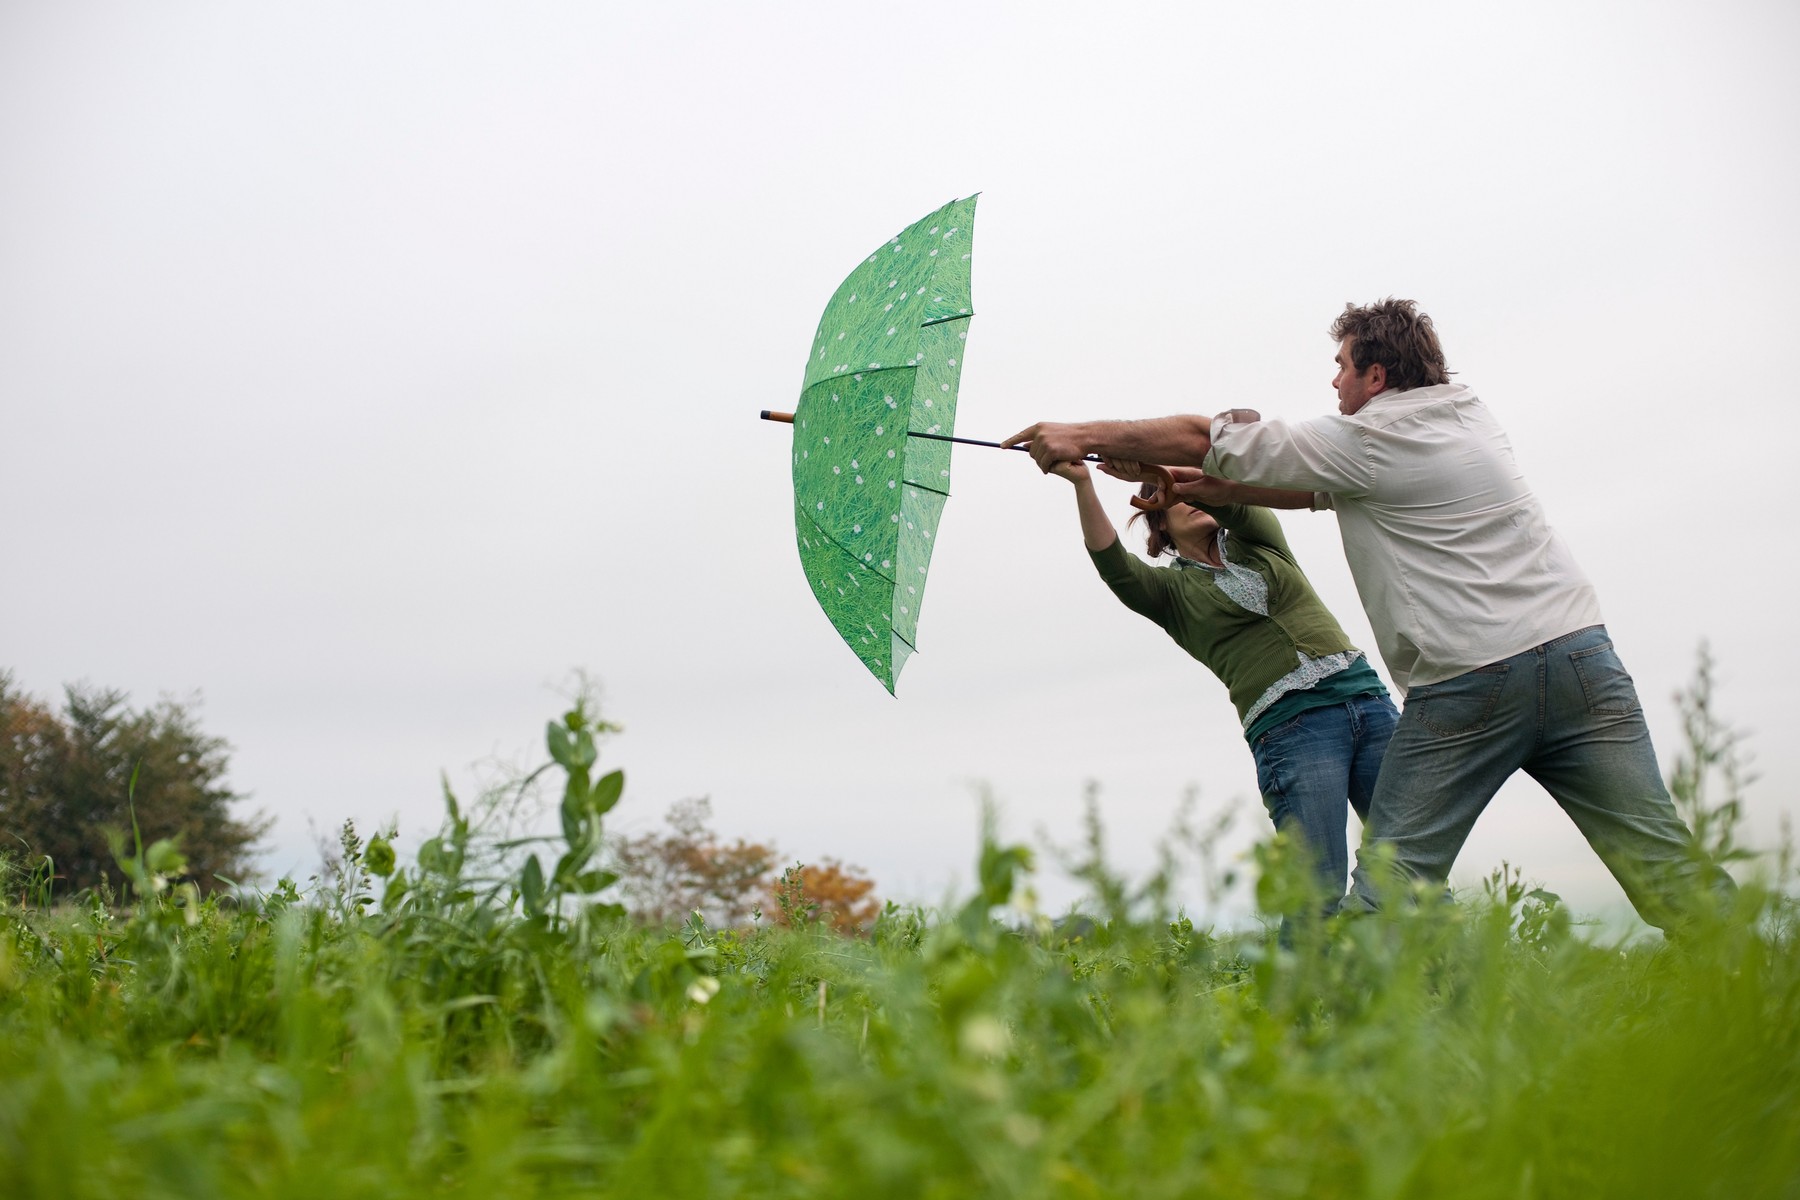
[609,798,780,927]
[766,859,881,934]
[0,672,267,896]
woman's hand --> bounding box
[1048,460,1091,484]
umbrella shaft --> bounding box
[761,412,1098,463]
[908,430,1101,462]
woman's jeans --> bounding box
[1250,692,1399,910]
[1344,625,1733,930]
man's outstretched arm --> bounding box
[1096,461,1315,511]
[1002,415,1213,472]
[1175,475,1314,510]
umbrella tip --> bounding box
[761,410,795,424]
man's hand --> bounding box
[1001,421,1090,473]
[1006,414,1215,469]
[1096,458,1155,484]
[1173,472,1238,506]
[1101,459,1211,510]
[1098,459,1206,486]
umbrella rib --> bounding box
[804,364,914,386]
[799,312,971,390]
[796,506,898,587]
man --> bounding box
[1004,298,1730,929]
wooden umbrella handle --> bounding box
[1126,465,1181,511]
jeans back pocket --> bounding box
[1407,665,1509,737]
[1569,641,1642,716]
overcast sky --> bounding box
[4,1,1797,927]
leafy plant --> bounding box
[0,655,1792,1200]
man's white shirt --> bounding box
[1203,383,1603,694]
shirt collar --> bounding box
[1173,529,1230,571]
[1358,382,1466,410]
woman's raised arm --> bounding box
[1048,461,1118,553]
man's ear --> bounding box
[1367,362,1387,392]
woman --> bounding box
[1046,459,1397,912]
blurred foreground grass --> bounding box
[2,693,1796,1199]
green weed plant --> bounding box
[1,667,1795,1199]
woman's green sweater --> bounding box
[1088,503,1380,735]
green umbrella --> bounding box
[767,196,979,693]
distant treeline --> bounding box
[0,672,266,895]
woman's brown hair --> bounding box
[1128,481,1177,558]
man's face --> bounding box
[1332,337,1383,415]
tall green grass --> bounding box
[1,687,1795,1199]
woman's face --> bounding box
[1161,504,1220,552]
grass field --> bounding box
[3,694,1796,1199]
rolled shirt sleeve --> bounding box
[1203,410,1375,497]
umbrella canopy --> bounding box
[788,196,978,693]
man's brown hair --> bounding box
[1329,298,1451,392]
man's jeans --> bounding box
[1345,625,1732,929]
[1251,692,1399,909]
